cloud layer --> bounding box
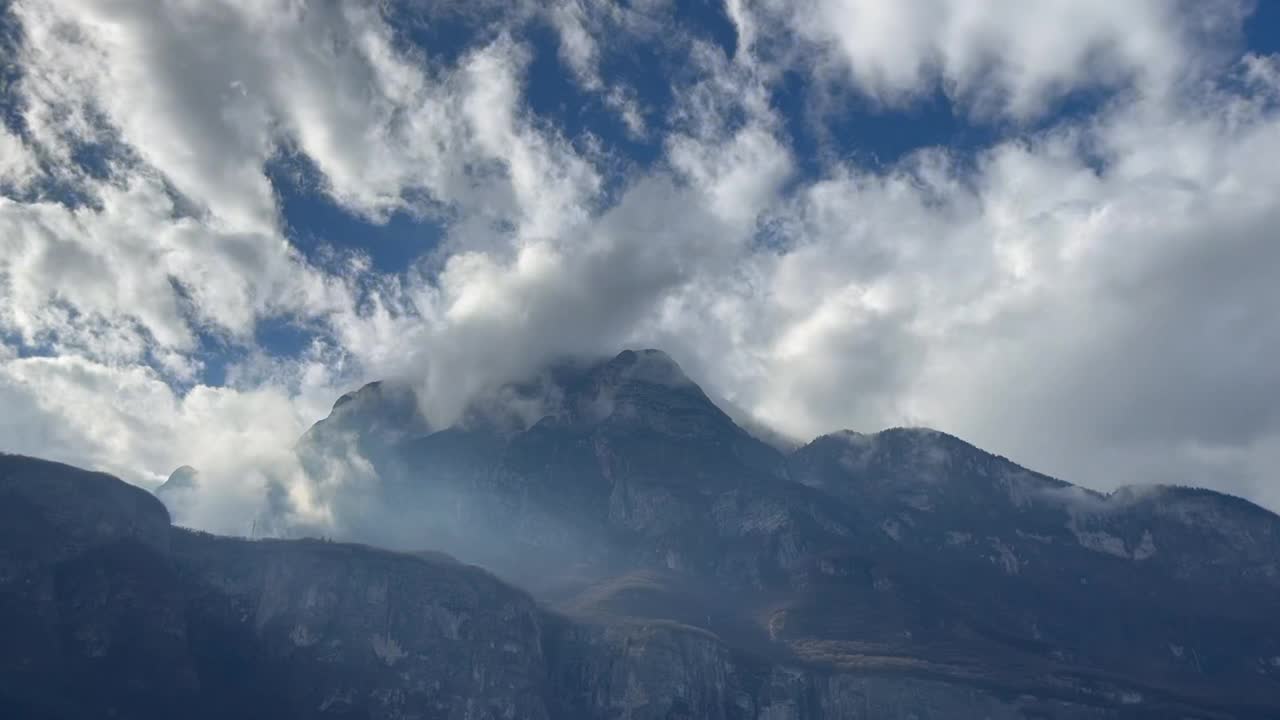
[2,0,1279,525]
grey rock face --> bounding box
[0,453,1120,720]
[278,351,1280,718]
[0,454,171,554]
[3,454,553,719]
[171,535,553,720]
[785,428,1280,705]
[7,349,1280,718]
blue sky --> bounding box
[2,1,1280,528]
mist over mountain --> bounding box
[7,349,1274,718]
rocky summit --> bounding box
[3,350,1280,719]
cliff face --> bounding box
[171,535,553,720]
[279,352,1280,715]
[0,452,1128,720]
[549,620,1132,720]
[784,428,1280,703]
[7,350,1280,718]
[0,453,543,719]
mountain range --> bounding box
[4,349,1279,719]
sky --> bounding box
[1,0,1279,525]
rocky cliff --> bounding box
[1,453,1149,719]
[5,349,1280,718]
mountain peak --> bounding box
[157,464,198,494]
[453,348,716,435]
[569,349,744,438]
[300,379,430,448]
[602,348,692,386]
[533,348,698,398]
[331,380,385,411]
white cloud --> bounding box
[750,0,1246,118]
[458,37,600,243]
[1,0,602,366]
[0,126,36,191]
[0,173,344,365]
[15,0,278,234]
[657,56,1280,510]
[550,0,602,90]
[11,0,600,232]
[545,1,661,138]
[0,352,353,534]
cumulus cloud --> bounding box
[658,54,1280,510]
[546,0,660,137]
[0,353,349,534]
[0,125,36,191]
[0,174,347,370]
[335,169,769,429]
[747,0,1246,118]
[2,0,1279,531]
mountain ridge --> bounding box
[4,451,1200,720]
[275,350,1280,715]
[4,349,1279,718]
[303,358,1277,522]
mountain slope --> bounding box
[9,349,1278,717]
[3,452,1146,720]
[259,350,1280,716]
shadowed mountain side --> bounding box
[135,349,1280,717]
[1,452,1206,720]
[785,428,1280,684]
[286,349,810,593]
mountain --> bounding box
[1,452,1130,720]
[3,349,1279,718]
[291,349,799,593]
